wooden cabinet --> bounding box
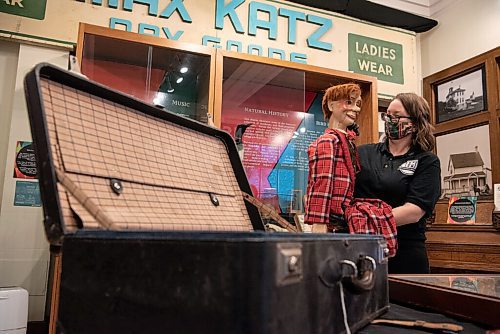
[76,23,216,124]
[423,47,500,273]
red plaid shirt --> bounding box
[305,129,357,228]
[305,128,398,257]
[345,198,398,257]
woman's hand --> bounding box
[392,202,425,226]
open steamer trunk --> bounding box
[24,64,389,334]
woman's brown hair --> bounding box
[394,93,435,151]
[322,83,361,121]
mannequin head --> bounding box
[322,83,362,131]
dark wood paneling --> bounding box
[426,228,500,273]
[423,47,500,274]
[423,46,500,184]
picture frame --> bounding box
[430,124,496,230]
[436,125,493,202]
[434,65,487,123]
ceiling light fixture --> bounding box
[158,72,174,93]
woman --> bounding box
[354,93,441,274]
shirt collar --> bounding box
[379,139,418,157]
[325,128,356,140]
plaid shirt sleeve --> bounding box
[304,136,339,225]
[344,198,398,257]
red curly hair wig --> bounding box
[321,83,361,121]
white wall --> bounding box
[420,0,500,77]
[0,44,68,321]
[0,40,19,209]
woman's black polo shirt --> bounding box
[354,141,441,241]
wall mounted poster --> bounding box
[14,181,41,207]
[13,141,37,179]
[447,196,477,224]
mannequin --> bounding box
[305,83,398,257]
[304,83,362,232]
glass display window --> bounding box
[77,23,215,123]
[215,51,378,214]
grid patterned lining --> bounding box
[40,79,253,232]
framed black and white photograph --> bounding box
[434,66,487,123]
[436,125,493,201]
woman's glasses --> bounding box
[381,112,414,122]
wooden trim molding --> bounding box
[426,231,500,272]
[389,276,500,328]
[76,23,216,57]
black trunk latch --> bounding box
[110,179,123,195]
[209,193,219,206]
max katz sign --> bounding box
[75,0,334,64]
[0,0,418,94]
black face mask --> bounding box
[385,119,413,140]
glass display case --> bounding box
[76,23,215,123]
[214,51,378,214]
[76,24,379,216]
[389,274,500,328]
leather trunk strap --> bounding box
[371,319,464,332]
[242,192,298,232]
[55,168,119,230]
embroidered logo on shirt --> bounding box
[398,160,418,175]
